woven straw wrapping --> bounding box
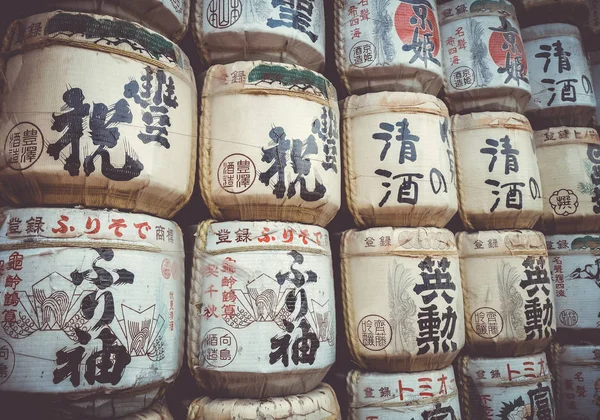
[199,61,340,227]
[0,11,198,218]
[192,0,326,71]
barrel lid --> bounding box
[342,227,456,256]
[463,352,551,387]
[193,220,331,255]
[559,344,600,365]
[0,207,183,254]
[439,0,518,24]
[535,127,600,148]
[187,383,340,419]
[202,60,338,108]
[457,230,546,257]
[347,367,458,408]
[2,11,191,74]
[522,23,582,42]
[546,233,600,255]
[451,112,531,133]
[343,92,449,120]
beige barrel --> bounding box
[186,383,341,419]
[0,11,198,219]
[457,352,555,420]
[556,344,600,419]
[521,0,589,26]
[536,127,600,233]
[334,0,443,95]
[341,227,464,373]
[188,220,336,398]
[547,233,600,343]
[452,113,543,230]
[439,0,531,113]
[199,61,340,227]
[524,24,596,129]
[0,207,185,415]
[343,92,457,228]
[192,0,325,71]
[347,367,460,420]
[458,230,556,356]
[15,0,189,41]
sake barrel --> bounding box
[192,0,325,71]
[188,220,336,398]
[457,353,556,420]
[346,367,461,420]
[341,227,465,373]
[60,391,172,419]
[557,344,600,419]
[521,0,589,26]
[523,24,596,129]
[199,61,340,227]
[0,207,185,414]
[16,0,189,41]
[343,92,457,228]
[546,233,600,343]
[0,11,197,219]
[334,0,443,95]
[452,112,543,230]
[186,383,340,419]
[458,230,556,356]
[439,0,531,113]
[535,127,600,233]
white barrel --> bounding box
[557,344,600,419]
[0,207,184,416]
[547,233,600,342]
[199,60,341,227]
[186,383,341,419]
[457,230,556,356]
[16,0,189,41]
[188,220,336,398]
[347,367,461,420]
[439,0,531,113]
[452,112,543,230]
[341,227,464,373]
[524,24,596,129]
[334,0,443,95]
[343,92,457,228]
[457,352,556,420]
[536,127,600,233]
[192,0,325,71]
[0,11,198,219]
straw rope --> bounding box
[333,0,352,94]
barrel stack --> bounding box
[186,1,342,419]
[0,1,196,418]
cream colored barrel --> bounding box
[346,367,461,420]
[452,113,543,230]
[188,221,336,398]
[457,353,555,420]
[0,207,185,415]
[0,12,198,219]
[343,92,457,228]
[536,127,600,233]
[186,383,341,419]
[334,0,443,95]
[439,0,531,113]
[521,0,589,26]
[557,344,600,419]
[524,24,596,129]
[192,0,325,71]
[17,0,189,41]
[458,230,556,356]
[199,60,340,227]
[341,227,464,373]
[547,233,600,342]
